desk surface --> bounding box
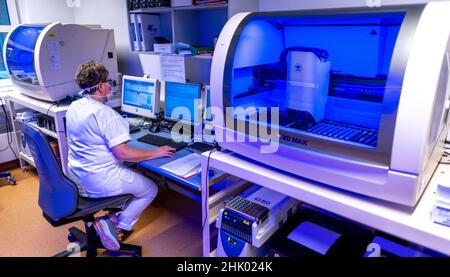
[203,150,450,256]
[129,129,222,191]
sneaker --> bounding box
[93,216,120,251]
[108,212,133,242]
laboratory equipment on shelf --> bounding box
[3,23,120,103]
[216,185,299,257]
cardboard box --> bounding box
[171,0,193,7]
[154,43,176,54]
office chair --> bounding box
[22,123,142,257]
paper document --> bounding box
[432,182,450,227]
[288,221,341,255]
[160,153,202,178]
[160,54,186,83]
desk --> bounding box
[201,150,450,256]
[129,129,226,198]
[6,91,228,200]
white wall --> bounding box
[20,0,446,76]
[228,0,259,17]
[16,0,75,23]
[259,0,447,11]
[12,0,264,77]
[72,0,142,76]
[15,0,142,76]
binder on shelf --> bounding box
[195,0,227,5]
[136,13,161,51]
[129,13,141,51]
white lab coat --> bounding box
[66,97,131,198]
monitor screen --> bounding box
[204,85,212,121]
[121,76,160,118]
[165,81,201,123]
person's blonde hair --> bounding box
[75,63,109,94]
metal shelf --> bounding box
[137,51,214,59]
[201,151,450,256]
[7,91,69,117]
[8,93,70,176]
[19,151,35,167]
[130,3,228,14]
[28,122,58,139]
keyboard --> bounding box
[137,133,187,151]
[187,142,216,153]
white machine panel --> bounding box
[3,23,119,103]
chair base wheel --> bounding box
[53,226,143,257]
[8,177,16,185]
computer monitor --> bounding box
[121,75,160,119]
[164,81,202,124]
[204,85,212,122]
[201,85,216,144]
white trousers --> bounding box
[68,167,158,231]
[115,170,158,231]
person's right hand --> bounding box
[153,146,176,158]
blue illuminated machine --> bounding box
[211,3,450,206]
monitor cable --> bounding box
[201,142,221,234]
[0,97,18,159]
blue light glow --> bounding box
[229,11,405,148]
[5,26,44,84]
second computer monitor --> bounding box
[165,81,202,124]
[204,85,212,122]
[121,75,160,119]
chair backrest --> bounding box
[23,123,78,220]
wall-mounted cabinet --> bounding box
[127,0,258,54]
[172,7,228,47]
[127,0,258,84]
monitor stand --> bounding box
[163,120,195,141]
[159,120,172,128]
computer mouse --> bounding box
[150,124,160,133]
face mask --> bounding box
[96,89,112,102]
[80,82,112,101]
[100,82,114,102]
[106,89,115,102]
